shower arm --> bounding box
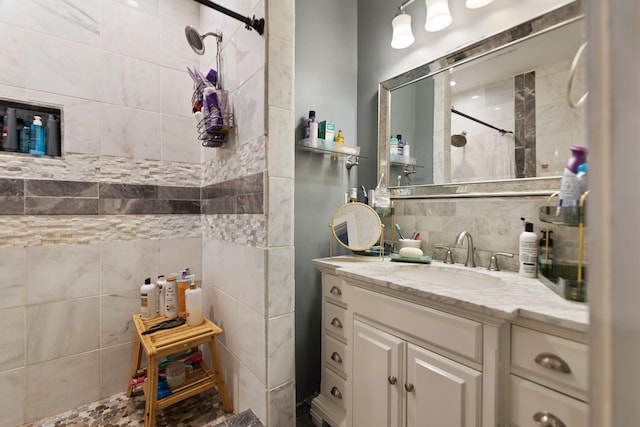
[451,107,513,136]
[192,0,265,35]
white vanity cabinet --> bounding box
[311,273,352,427]
[509,323,589,426]
[353,320,482,427]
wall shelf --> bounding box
[297,138,362,157]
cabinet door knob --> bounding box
[330,386,343,399]
[404,383,414,392]
[388,376,397,385]
[534,352,572,374]
[330,318,343,329]
[329,286,342,296]
[331,352,343,364]
[533,411,566,427]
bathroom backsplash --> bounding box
[391,196,586,273]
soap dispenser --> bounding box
[538,229,554,277]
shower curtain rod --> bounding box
[192,0,265,35]
[451,107,513,135]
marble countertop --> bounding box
[313,256,589,333]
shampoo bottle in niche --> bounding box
[185,277,204,326]
[29,115,46,156]
[519,221,538,278]
[164,276,178,319]
[557,146,587,214]
[140,277,157,320]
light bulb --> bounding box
[391,12,415,49]
[425,0,452,32]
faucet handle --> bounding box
[487,252,514,271]
[434,245,455,264]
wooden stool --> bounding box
[126,314,234,427]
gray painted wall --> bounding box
[294,0,358,402]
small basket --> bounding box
[197,110,234,147]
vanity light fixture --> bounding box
[425,0,452,32]
[465,0,494,9]
[391,0,453,49]
[391,6,415,49]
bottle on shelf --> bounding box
[304,110,316,139]
[397,134,404,156]
[557,146,587,214]
[538,229,554,277]
[185,279,204,326]
[140,277,157,320]
[29,115,46,156]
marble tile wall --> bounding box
[514,71,537,178]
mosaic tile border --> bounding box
[0,173,264,216]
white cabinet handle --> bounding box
[330,386,343,399]
[388,376,397,385]
[330,318,343,329]
[404,383,414,392]
[331,352,343,364]
[329,286,342,296]
[533,411,566,427]
[534,352,572,374]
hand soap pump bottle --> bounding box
[519,221,538,278]
[537,229,554,277]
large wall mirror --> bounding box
[378,1,586,196]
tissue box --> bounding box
[319,121,335,142]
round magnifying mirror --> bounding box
[330,202,383,252]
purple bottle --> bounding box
[304,110,316,139]
[558,145,588,213]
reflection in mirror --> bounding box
[379,2,586,195]
[330,203,383,252]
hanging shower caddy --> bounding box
[188,32,233,147]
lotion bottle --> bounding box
[164,276,178,319]
[519,222,538,278]
[140,277,157,320]
[185,279,204,326]
[156,275,167,317]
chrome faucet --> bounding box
[455,231,476,267]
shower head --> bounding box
[185,25,221,55]
[451,131,467,147]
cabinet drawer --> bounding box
[511,325,588,399]
[323,274,348,305]
[323,366,349,411]
[352,286,483,362]
[510,375,588,427]
[324,334,348,376]
[325,301,350,342]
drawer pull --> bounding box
[533,411,566,427]
[534,352,572,374]
[330,386,343,399]
[388,376,397,385]
[329,286,342,296]
[404,383,414,392]
[331,352,343,364]
[330,318,343,329]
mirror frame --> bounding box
[330,202,383,252]
[377,1,584,199]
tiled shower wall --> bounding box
[0,0,296,426]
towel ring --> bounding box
[567,41,589,108]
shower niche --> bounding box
[0,98,62,157]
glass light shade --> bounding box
[425,0,452,32]
[465,0,493,8]
[391,13,415,49]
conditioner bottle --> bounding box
[140,277,157,320]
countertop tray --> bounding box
[390,254,432,264]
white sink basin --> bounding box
[356,263,508,290]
